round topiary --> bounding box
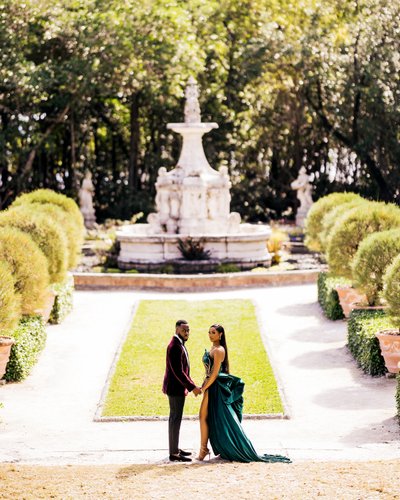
[12,189,84,267]
[351,229,400,305]
[0,227,50,315]
[304,192,363,252]
[0,261,22,333]
[320,199,367,253]
[0,206,69,284]
[382,254,400,329]
[28,202,81,269]
[326,202,400,279]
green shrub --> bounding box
[177,237,211,260]
[216,263,241,273]
[382,254,400,328]
[29,203,80,269]
[0,206,68,284]
[347,309,394,376]
[326,202,400,279]
[320,199,366,253]
[4,315,46,382]
[0,227,49,315]
[0,261,22,334]
[12,189,84,268]
[317,272,349,320]
[351,229,400,306]
[304,192,362,251]
[396,374,400,423]
[49,275,74,324]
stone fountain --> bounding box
[117,77,271,272]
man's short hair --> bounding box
[175,319,188,327]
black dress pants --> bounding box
[168,395,185,455]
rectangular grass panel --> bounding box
[102,299,283,416]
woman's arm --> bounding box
[201,347,224,392]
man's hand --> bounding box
[192,386,202,396]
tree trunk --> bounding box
[129,92,140,191]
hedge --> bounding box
[347,309,393,376]
[49,275,74,324]
[317,272,348,320]
[0,227,50,315]
[0,261,21,333]
[0,206,68,284]
[4,315,46,382]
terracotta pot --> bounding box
[0,336,15,380]
[335,285,368,318]
[375,329,400,374]
[34,289,56,324]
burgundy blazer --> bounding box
[162,336,196,396]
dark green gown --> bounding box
[203,350,291,463]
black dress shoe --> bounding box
[169,454,192,462]
[179,449,192,456]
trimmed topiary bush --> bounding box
[320,199,367,253]
[382,254,400,327]
[0,227,50,315]
[347,309,393,376]
[317,272,348,320]
[28,203,79,269]
[0,261,22,334]
[12,189,84,268]
[326,202,400,279]
[304,192,362,252]
[49,275,74,324]
[351,229,400,305]
[4,315,46,382]
[0,206,68,284]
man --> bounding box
[162,319,201,462]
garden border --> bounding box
[74,269,319,291]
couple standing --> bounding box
[162,319,291,463]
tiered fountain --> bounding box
[117,77,271,272]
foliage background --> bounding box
[1,0,399,221]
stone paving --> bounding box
[0,284,399,465]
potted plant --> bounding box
[375,254,400,374]
[0,336,15,380]
[351,229,400,309]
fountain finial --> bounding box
[184,76,201,123]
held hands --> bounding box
[192,386,202,397]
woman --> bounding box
[197,324,291,463]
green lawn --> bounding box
[102,299,284,416]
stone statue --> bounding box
[79,171,96,229]
[184,76,201,123]
[291,166,313,227]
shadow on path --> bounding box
[340,417,400,445]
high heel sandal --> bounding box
[196,446,210,461]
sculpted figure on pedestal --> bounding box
[78,171,96,228]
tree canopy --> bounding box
[0,0,399,221]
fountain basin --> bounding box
[117,223,271,273]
